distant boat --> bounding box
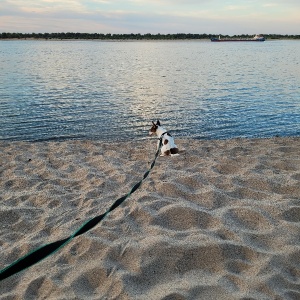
[211,34,265,42]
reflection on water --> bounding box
[0,40,300,141]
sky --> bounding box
[0,0,299,35]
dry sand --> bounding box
[0,137,299,300]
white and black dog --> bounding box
[149,120,179,156]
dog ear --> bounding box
[152,121,156,126]
[156,120,161,126]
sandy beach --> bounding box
[0,137,299,299]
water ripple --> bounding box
[0,40,300,141]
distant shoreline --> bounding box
[1,38,212,42]
[1,38,299,42]
[1,32,299,41]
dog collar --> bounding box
[159,132,168,140]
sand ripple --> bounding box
[1,137,300,299]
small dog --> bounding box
[149,120,179,156]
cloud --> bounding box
[262,3,278,7]
[0,0,299,34]
[128,0,211,4]
[224,5,250,11]
[4,0,87,13]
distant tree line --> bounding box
[0,32,299,40]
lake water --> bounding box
[0,40,299,142]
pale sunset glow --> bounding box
[0,0,299,34]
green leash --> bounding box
[0,138,162,281]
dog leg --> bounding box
[160,150,171,156]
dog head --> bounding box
[149,120,161,136]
